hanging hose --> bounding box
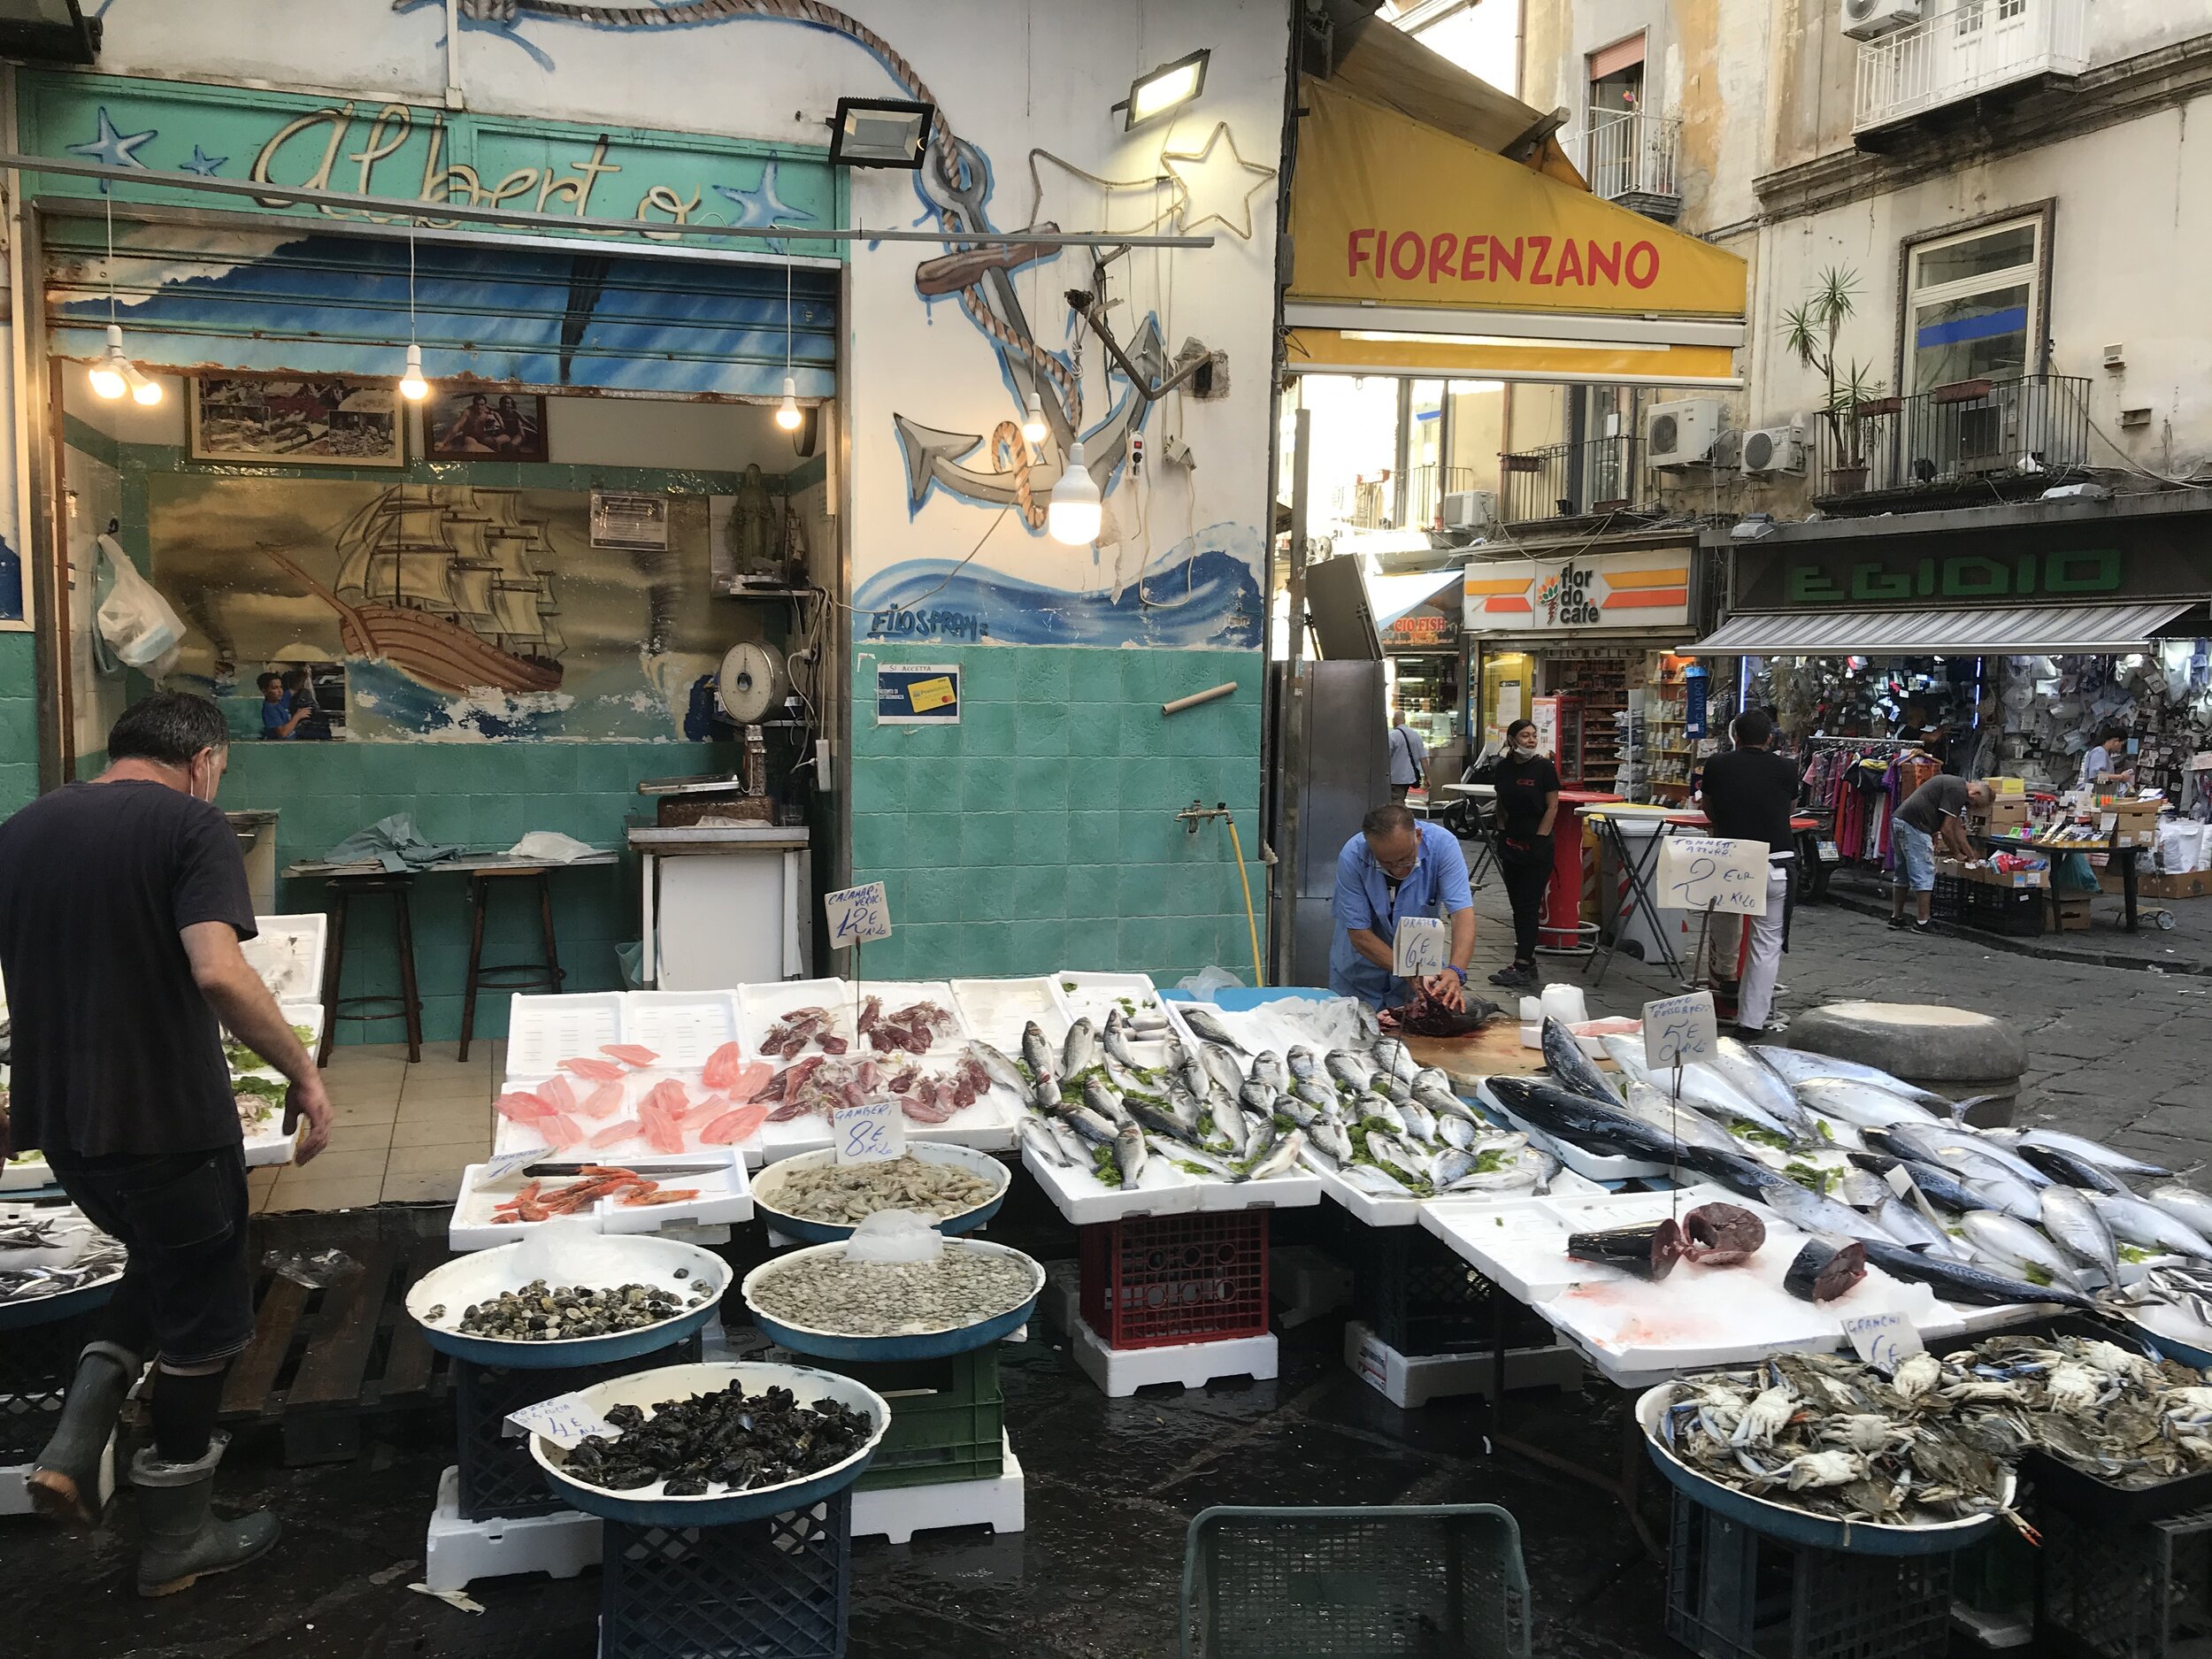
[1222,814,1266,990]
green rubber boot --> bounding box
[129,1437,280,1598]
[28,1340,140,1526]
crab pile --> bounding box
[856,996,956,1055]
[488,1165,701,1223]
[760,1006,849,1058]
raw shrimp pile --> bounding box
[489,1165,702,1222]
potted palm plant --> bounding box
[1784,268,1886,495]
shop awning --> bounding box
[1285,76,1747,386]
[1692,602,2200,657]
[1366,570,1465,632]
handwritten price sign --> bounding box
[1393,916,1450,978]
[1656,835,1770,916]
[1841,1310,1925,1375]
[833,1099,906,1165]
[506,1390,618,1449]
[825,881,892,948]
[1642,990,1718,1072]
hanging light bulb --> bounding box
[398,342,430,403]
[776,374,803,432]
[123,362,163,406]
[1021,392,1048,446]
[1048,440,1102,545]
[88,324,127,401]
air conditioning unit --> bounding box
[1741,422,1808,477]
[1440,489,1499,534]
[1646,398,1726,468]
[1841,0,1923,41]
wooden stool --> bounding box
[458,869,565,1062]
[319,875,424,1065]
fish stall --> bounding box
[0,1202,127,1516]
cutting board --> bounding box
[1402,1023,1554,1087]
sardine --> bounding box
[1112,1124,1148,1189]
[2039,1185,2119,1282]
[1021,1022,1056,1079]
[1960,1211,2087,1292]
[1861,1236,2099,1311]
[1062,1018,1099,1079]
[973,1041,1028,1096]
[1018,1116,1075,1168]
[2089,1191,2212,1263]
[1541,1017,1623,1105]
[1249,1050,1288,1093]
[1179,1005,1248,1055]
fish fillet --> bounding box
[601,1043,661,1068]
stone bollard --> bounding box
[1781,1002,2028,1127]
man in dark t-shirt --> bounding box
[1890,772,1994,931]
[0,692,332,1594]
[1695,711,1801,1036]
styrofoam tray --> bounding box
[949,979,1066,1051]
[851,980,971,1057]
[494,1070,767,1168]
[1048,971,1164,1030]
[242,912,326,1002]
[1317,1157,1604,1230]
[1018,1131,1320,1225]
[1165,1001,1312,1064]
[1474,1079,1672,1183]
[449,1152,753,1251]
[620,991,741,1071]
[0,1156,53,1193]
[230,1002,327,1168]
[1425,1187,1722,1303]
[505,993,626,1081]
[738,979,855,1057]
[757,1065,1021,1159]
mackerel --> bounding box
[1959,1211,2088,1292]
[2088,1191,2212,1263]
[2039,1184,2120,1281]
[1541,1017,1622,1105]
[1860,1236,2099,1311]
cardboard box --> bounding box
[2056,894,2091,931]
[1973,798,2032,833]
[2141,870,2212,900]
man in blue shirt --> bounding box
[1328,803,1477,1010]
[257,674,307,741]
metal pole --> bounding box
[1274,407,1313,987]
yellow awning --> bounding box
[1286,77,1747,382]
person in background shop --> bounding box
[0,692,333,1594]
[280,668,332,741]
[1487,718,1559,990]
[1387,710,1427,805]
[2081,725,2134,792]
[1889,772,1995,932]
[255,672,308,741]
[1329,803,1475,1010]
[1696,710,1798,1036]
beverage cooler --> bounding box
[1533,694,1586,787]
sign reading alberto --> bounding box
[19,71,835,250]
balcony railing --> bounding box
[1855,0,2090,134]
[1404,464,1479,530]
[1812,371,2091,498]
[1499,434,1647,523]
[1578,110,1682,210]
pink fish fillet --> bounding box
[537,1075,579,1115]
[576,1081,626,1120]
[539,1112,585,1150]
[699,1102,767,1145]
[722,1061,774,1103]
[495,1091,555,1123]
[589,1118,642,1149]
[701,1041,747,1092]
[560,1056,627,1083]
[601,1044,661,1068]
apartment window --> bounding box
[1904,218,2042,392]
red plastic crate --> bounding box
[1078,1210,1271,1349]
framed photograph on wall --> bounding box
[188,374,404,467]
[424,388,549,462]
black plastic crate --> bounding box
[1350,1225,1555,1357]
[453,1332,699,1522]
[2038,1502,2212,1659]
[0,1308,99,1464]
[1665,1491,1953,1659]
[1933,874,2044,936]
[603,1495,849,1659]
[1182,1502,1530,1659]
[772,1346,1002,1491]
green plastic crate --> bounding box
[772,1346,1005,1491]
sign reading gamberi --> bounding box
[1463,550,1692,633]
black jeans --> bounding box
[1500,855,1551,964]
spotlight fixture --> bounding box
[1021,392,1048,446]
[827,96,935,170]
[88,323,127,401]
[1113,50,1209,130]
[1047,442,1102,546]
[397,342,429,403]
[776,375,803,432]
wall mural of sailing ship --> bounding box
[148,473,730,741]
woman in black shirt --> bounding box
[1489,718,1561,987]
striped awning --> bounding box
[1693,602,2199,656]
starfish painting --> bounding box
[180,145,228,178]
[65,108,157,192]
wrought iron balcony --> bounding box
[1855,0,2090,138]
[1499,434,1648,524]
[1812,371,2092,501]
[1578,110,1682,221]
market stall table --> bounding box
[1541,789,1623,953]
[1973,830,2145,932]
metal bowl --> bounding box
[404,1235,730,1370]
[1637,1382,2002,1556]
[0,1270,119,1332]
[529,1359,887,1526]
[741,1237,1044,1363]
[750,1143,1010,1245]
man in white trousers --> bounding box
[1694,710,1797,1037]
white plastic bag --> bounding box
[93,534,186,672]
[843,1210,944,1264]
[1177,965,1245,999]
[506,831,599,864]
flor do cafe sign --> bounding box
[1288,79,1746,320]
[1464,552,1692,633]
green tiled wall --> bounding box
[849,643,1263,986]
[0,634,37,817]
[216,740,737,1046]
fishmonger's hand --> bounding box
[1423,971,1465,1012]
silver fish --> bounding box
[1112,1124,1148,1190]
[1296,1139,1340,1177]
[1198,1042,1246,1097]
[1357,1093,1409,1136]
[1249,1050,1288,1092]
[1278,1094,1324,1131]
[1599,1033,1656,1090]
[1793,1079,1939,1132]
[1541,1017,1621,1105]
[1310,1116,1355,1164]
[2147,1185,2212,1240]
[1047,1118,1091,1165]
[1373,1074,1414,1105]
[1753,1175,1889,1242]
[1413,1082,1481,1125]
[1326,1048,1377,1093]
[1412,1066,1454,1096]
[1030,1074,1063,1115]
[1179,1005,1248,1055]
[1353,1001,1382,1047]
[1344,1163,1413,1195]
[972,1041,1028,1096]
[1620,1083,1744,1158]
[1445,1166,1541,1194]
[1713,1036,1809,1131]
[1056,1102,1120,1147]
[1021,1022,1056,1079]
[1439,1114,1478,1151]
[1210,1090,1252,1159]
[1239,1079,1279,1120]
[1400,1098,1440,1145]
[1430,1147,1477,1187]
[1242,1110,1280,1167]
[2008,1129,2172,1179]
[1102,1055,1153,1099]
[1164,1084,1208,1141]
[1886,1125,2049,1190]
[1373,1036,1418,1084]
[1145,1133,1242,1182]
[1084,1076,1131,1127]
[1367,1133,1432,1187]
[1836,1168,1893,1210]
[1102,1018,1140,1070]
[1294,1078,1341,1113]
[1248,1130,1305,1180]
[1019,1116,1075,1168]
[1062,1018,1099,1078]
[1286,1044,1322,1081]
[1753,1046,1961,1111]
[1875,1194,1958,1256]
[2040,1185,2119,1282]
[1679,1062,1803,1144]
[1962,1174,2046,1224]
[1960,1211,2086,1292]
[2089,1191,2212,1263]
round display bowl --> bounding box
[750,1144,1010,1245]
[530,1359,887,1526]
[0,1270,119,1332]
[1637,1382,2004,1556]
[404,1235,731,1370]
[741,1238,1044,1363]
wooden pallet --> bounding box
[219,1206,453,1464]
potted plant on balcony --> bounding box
[1785,267,1886,495]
